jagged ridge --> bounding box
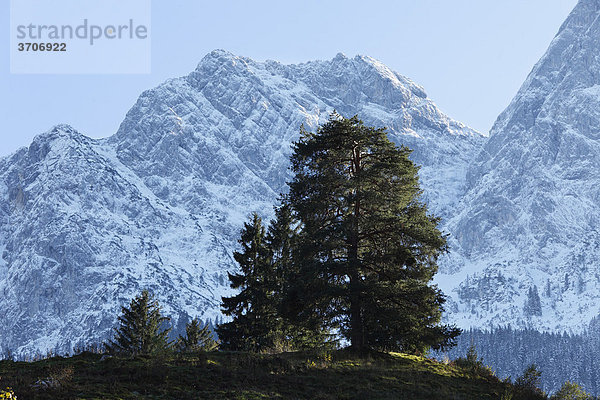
[438,0,600,332]
[0,51,483,355]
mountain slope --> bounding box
[0,126,235,354]
[0,52,484,355]
[110,51,483,226]
[438,0,600,332]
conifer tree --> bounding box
[267,203,333,349]
[550,381,593,400]
[105,290,172,355]
[217,213,278,351]
[267,203,296,288]
[524,285,542,317]
[218,208,331,351]
[286,113,460,352]
[177,318,218,352]
[515,364,545,399]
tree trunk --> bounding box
[349,270,364,351]
[349,143,364,351]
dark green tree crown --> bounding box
[177,318,218,352]
[105,289,172,355]
[218,113,460,354]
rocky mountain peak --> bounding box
[439,0,600,332]
[0,52,483,355]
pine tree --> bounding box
[177,318,218,352]
[217,213,278,351]
[286,113,460,352]
[105,290,172,355]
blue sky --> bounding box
[0,0,578,157]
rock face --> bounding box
[438,0,600,332]
[0,126,235,354]
[0,51,483,355]
[8,0,600,353]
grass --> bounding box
[0,349,517,399]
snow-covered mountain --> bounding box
[0,51,483,355]
[7,0,600,354]
[437,0,600,332]
[0,126,235,354]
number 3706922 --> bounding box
[18,43,66,51]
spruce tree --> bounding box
[177,318,218,352]
[551,382,593,400]
[515,364,545,399]
[524,285,542,317]
[286,113,460,352]
[267,203,333,349]
[217,213,278,351]
[105,290,172,355]
[218,208,330,351]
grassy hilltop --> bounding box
[0,349,526,400]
